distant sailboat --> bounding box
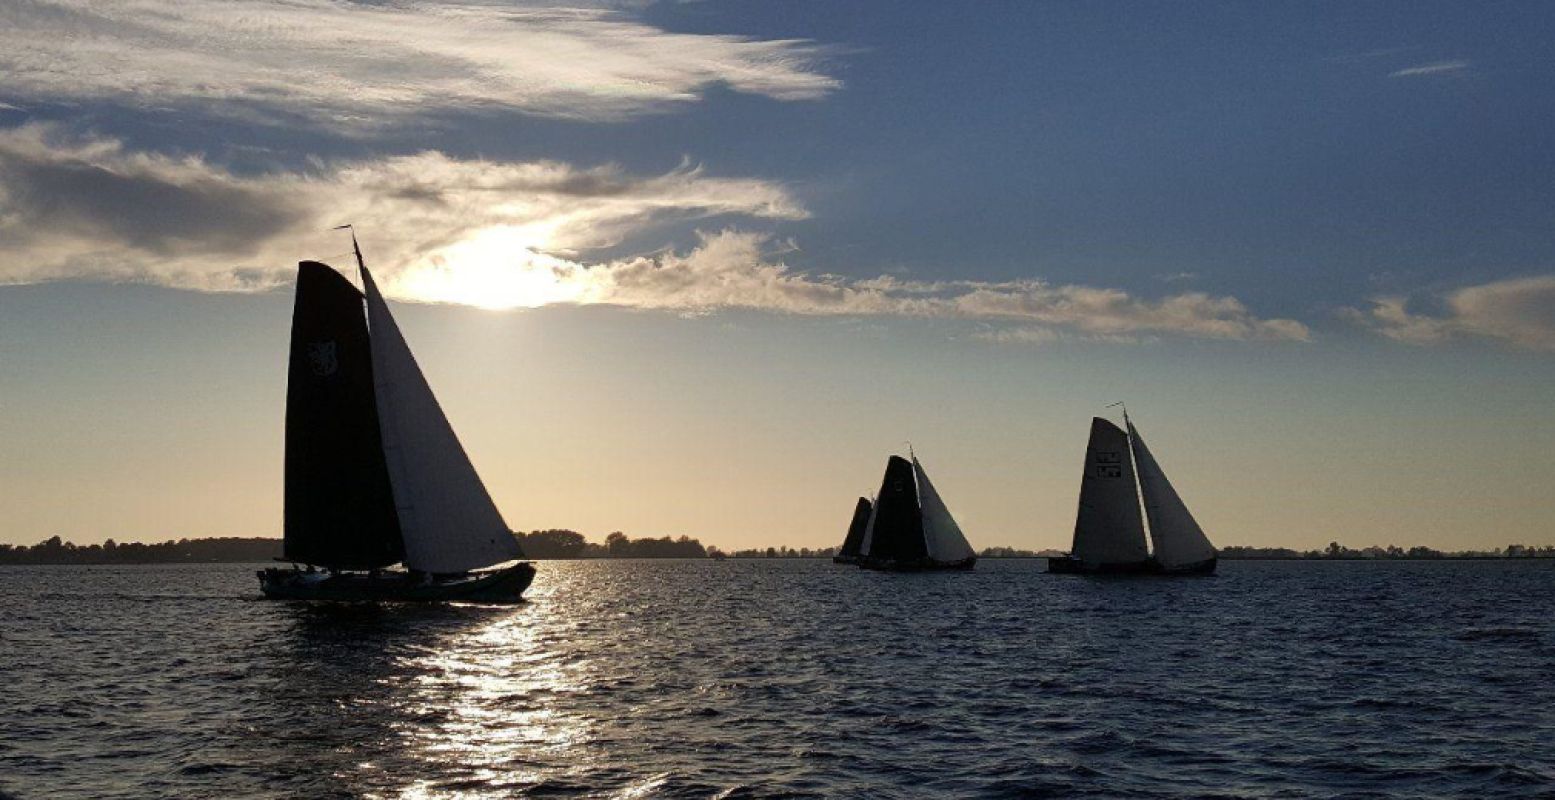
[1048,409,1217,576]
[259,232,535,601]
[832,496,873,564]
[856,453,977,571]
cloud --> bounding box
[0,123,804,291]
[1344,276,1555,351]
[0,124,1310,343]
[0,0,840,128]
[1389,60,1469,78]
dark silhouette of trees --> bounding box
[597,533,706,558]
[509,530,707,559]
[1218,543,1552,560]
[0,537,281,564]
[515,529,587,559]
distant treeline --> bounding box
[1221,543,1555,560]
[0,536,282,565]
[703,545,1054,559]
[516,530,707,559]
[1,532,1054,564]
[0,532,710,564]
[9,534,1549,566]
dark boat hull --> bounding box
[258,562,536,602]
[858,555,977,572]
[1047,555,1216,576]
[832,555,859,565]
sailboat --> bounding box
[856,452,978,571]
[832,496,873,564]
[1048,409,1217,576]
[258,232,536,602]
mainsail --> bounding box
[362,268,523,574]
[859,455,928,562]
[283,262,404,570]
[913,457,976,563]
[1070,417,1150,565]
[838,496,873,559]
[1129,422,1216,569]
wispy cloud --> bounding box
[0,1,840,128]
[1389,60,1470,78]
[0,125,1310,343]
[1343,276,1555,351]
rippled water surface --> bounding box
[2,559,1554,798]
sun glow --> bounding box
[390,226,591,310]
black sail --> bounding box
[838,496,873,558]
[283,261,404,569]
[866,456,927,562]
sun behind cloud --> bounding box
[390,227,590,311]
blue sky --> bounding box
[1,1,1552,549]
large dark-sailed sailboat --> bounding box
[855,452,977,571]
[1048,409,1217,576]
[258,234,535,602]
[832,496,873,564]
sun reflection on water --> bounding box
[388,607,592,798]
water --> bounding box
[1,559,1553,799]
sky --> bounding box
[1,0,1552,552]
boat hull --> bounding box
[258,562,536,602]
[832,555,859,565]
[1047,555,1216,576]
[858,555,977,572]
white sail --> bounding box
[1071,417,1150,565]
[858,493,880,558]
[363,269,523,574]
[913,457,975,563]
[1129,422,1216,568]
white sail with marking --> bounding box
[363,269,523,574]
[913,457,976,563]
[1129,422,1216,569]
[1071,417,1150,565]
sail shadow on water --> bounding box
[258,232,535,602]
[1049,409,1218,576]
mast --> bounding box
[334,224,367,273]
[906,442,932,558]
[1110,401,1153,556]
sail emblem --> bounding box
[307,340,338,376]
[1095,450,1122,478]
